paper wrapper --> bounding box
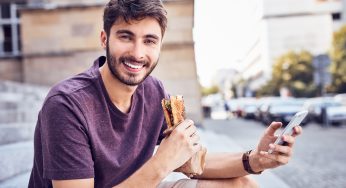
[174,146,207,177]
[162,96,207,177]
[164,126,207,177]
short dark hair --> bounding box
[103,0,168,37]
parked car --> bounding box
[334,93,346,106]
[227,97,256,118]
[241,102,261,119]
[254,97,283,122]
[227,99,242,117]
[326,105,346,125]
[303,97,341,123]
[261,98,309,126]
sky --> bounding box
[194,0,261,87]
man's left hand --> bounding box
[250,121,303,171]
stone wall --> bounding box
[19,0,203,122]
[163,0,195,45]
[28,0,107,6]
[0,59,23,82]
[20,6,103,55]
[23,50,104,85]
[153,44,202,122]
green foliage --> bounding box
[328,25,346,93]
[255,79,280,97]
[256,51,318,97]
[201,85,219,96]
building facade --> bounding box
[240,0,343,95]
[0,0,203,122]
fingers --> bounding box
[175,119,194,131]
[282,134,295,147]
[169,119,200,146]
[258,124,302,168]
[187,127,197,138]
[192,143,202,153]
[165,119,195,137]
[190,132,200,144]
[265,121,282,136]
[163,127,174,137]
[175,119,196,137]
[260,135,295,165]
[268,143,292,156]
[260,151,290,165]
[292,126,303,137]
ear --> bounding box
[100,30,107,49]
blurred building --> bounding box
[211,68,238,99]
[239,0,343,95]
[0,0,203,122]
[343,0,346,21]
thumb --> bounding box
[265,121,282,136]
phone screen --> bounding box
[268,110,308,154]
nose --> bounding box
[131,41,145,60]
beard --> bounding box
[106,42,158,86]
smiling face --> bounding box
[101,17,162,86]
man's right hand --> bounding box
[154,119,201,173]
[52,120,200,188]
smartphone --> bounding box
[268,110,308,154]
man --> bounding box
[28,0,302,187]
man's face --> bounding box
[104,17,162,86]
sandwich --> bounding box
[161,95,207,177]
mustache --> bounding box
[119,56,148,65]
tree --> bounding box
[201,85,219,96]
[328,25,346,93]
[256,51,317,97]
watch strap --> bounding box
[242,150,262,174]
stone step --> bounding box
[0,110,23,124]
[0,101,18,111]
[0,92,43,101]
[0,171,31,188]
[0,96,42,124]
[0,109,40,124]
[0,93,45,106]
[0,141,33,182]
[0,81,49,96]
[0,93,24,103]
[0,123,35,145]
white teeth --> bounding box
[124,61,143,69]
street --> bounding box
[202,118,346,188]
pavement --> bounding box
[163,125,290,188]
[0,124,290,188]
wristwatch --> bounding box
[242,150,263,174]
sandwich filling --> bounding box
[163,99,174,127]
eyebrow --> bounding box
[145,34,160,41]
[116,30,134,36]
[116,29,160,40]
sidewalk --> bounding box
[0,128,290,188]
[164,128,290,188]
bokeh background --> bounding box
[0,0,345,187]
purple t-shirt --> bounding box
[28,56,167,188]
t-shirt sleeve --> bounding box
[40,94,94,180]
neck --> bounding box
[99,61,137,113]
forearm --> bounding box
[113,155,170,188]
[195,152,262,179]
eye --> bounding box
[144,39,157,45]
[119,35,132,41]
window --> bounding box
[332,12,341,20]
[0,2,25,58]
